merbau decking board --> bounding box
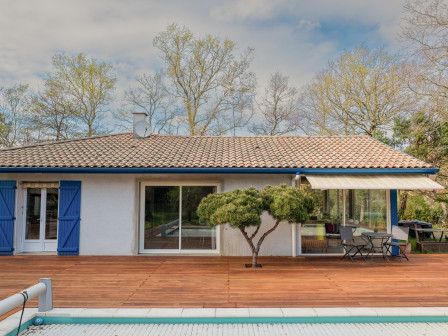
[0,255,447,314]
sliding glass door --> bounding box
[141,184,218,253]
[143,186,180,250]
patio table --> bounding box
[361,232,393,263]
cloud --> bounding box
[210,0,285,22]
[297,19,321,31]
[0,0,405,132]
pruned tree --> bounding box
[299,46,413,137]
[0,84,31,147]
[197,185,314,268]
[401,0,448,99]
[249,72,301,135]
[120,71,181,134]
[153,23,256,136]
[48,53,117,136]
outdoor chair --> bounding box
[383,226,410,262]
[340,226,366,262]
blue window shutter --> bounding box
[58,181,81,255]
[0,181,16,255]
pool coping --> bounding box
[2,307,448,335]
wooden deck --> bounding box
[1,255,448,310]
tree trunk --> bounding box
[440,201,448,223]
[252,251,259,268]
[240,221,280,268]
[398,191,408,220]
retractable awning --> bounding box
[305,174,445,190]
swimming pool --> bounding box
[5,308,448,336]
[16,319,448,336]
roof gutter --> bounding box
[0,167,439,174]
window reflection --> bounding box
[181,186,216,250]
[346,190,387,233]
[25,188,41,240]
[144,186,180,250]
[302,189,387,254]
[143,185,217,251]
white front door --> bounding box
[23,187,59,252]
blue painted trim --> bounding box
[0,167,439,175]
[390,190,399,256]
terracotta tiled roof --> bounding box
[0,133,433,169]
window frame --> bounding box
[21,185,60,252]
[296,188,391,256]
[139,181,221,254]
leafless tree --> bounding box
[401,0,448,99]
[249,72,301,135]
[119,71,181,134]
[153,23,256,136]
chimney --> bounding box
[132,112,148,138]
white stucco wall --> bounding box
[79,175,137,255]
[0,173,138,256]
[1,172,295,256]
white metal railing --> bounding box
[0,278,53,316]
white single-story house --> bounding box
[0,114,444,256]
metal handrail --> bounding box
[0,278,52,316]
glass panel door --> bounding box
[144,186,180,250]
[181,186,216,250]
[23,187,59,252]
[301,189,344,254]
[142,184,218,252]
[45,188,59,240]
[25,188,41,240]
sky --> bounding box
[0,0,405,131]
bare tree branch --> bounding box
[154,24,256,136]
[249,72,302,136]
[298,46,413,136]
[118,71,182,134]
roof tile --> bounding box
[0,133,432,169]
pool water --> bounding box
[18,321,448,336]
[10,316,448,336]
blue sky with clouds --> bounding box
[0,0,405,130]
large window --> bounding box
[141,184,217,252]
[346,190,387,232]
[302,189,344,254]
[301,189,387,254]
